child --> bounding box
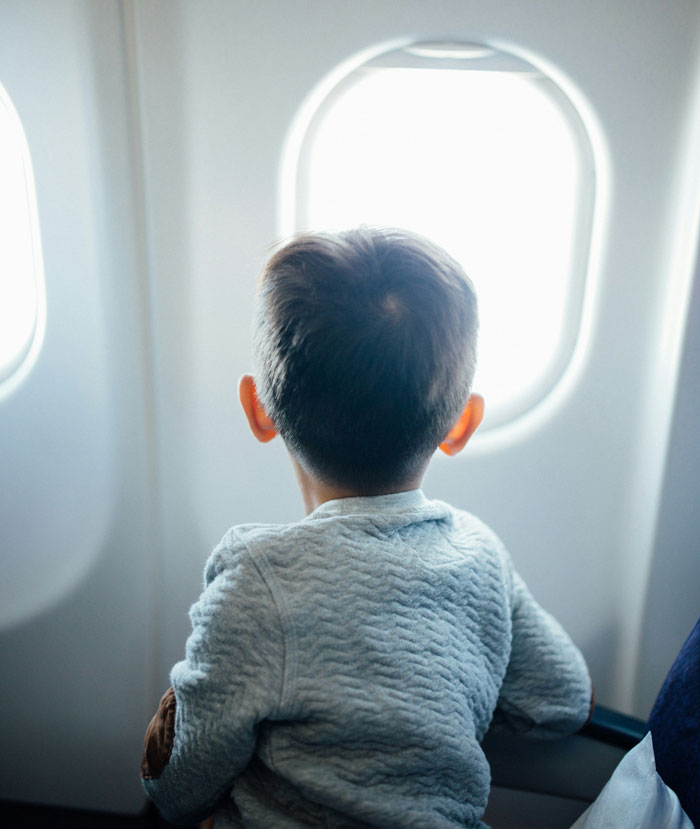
[141,227,592,827]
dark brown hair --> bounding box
[253,227,478,490]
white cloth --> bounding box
[570,732,692,829]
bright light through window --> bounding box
[0,83,44,392]
[286,44,595,429]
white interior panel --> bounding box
[0,0,698,815]
[0,0,155,813]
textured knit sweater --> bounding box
[141,490,591,827]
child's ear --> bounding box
[238,374,278,443]
[439,394,484,457]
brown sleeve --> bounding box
[141,686,177,780]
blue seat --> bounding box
[648,615,700,826]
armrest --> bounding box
[580,704,648,750]
[481,705,648,803]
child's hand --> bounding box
[199,818,214,829]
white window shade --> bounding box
[284,43,595,430]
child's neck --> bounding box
[289,454,425,515]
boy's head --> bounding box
[247,227,480,491]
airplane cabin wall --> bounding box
[0,0,157,814]
[0,0,699,814]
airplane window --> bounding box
[283,43,596,430]
[0,82,45,397]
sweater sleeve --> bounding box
[141,534,285,825]
[493,564,592,739]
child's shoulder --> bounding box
[201,521,289,585]
[431,498,510,553]
[201,516,328,584]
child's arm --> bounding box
[141,537,285,824]
[493,567,593,738]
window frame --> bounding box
[0,81,46,399]
[279,41,597,432]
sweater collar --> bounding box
[307,488,429,519]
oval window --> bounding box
[282,43,595,429]
[0,82,45,396]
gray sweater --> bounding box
[141,489,591,827]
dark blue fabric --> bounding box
[648,615,700,826]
